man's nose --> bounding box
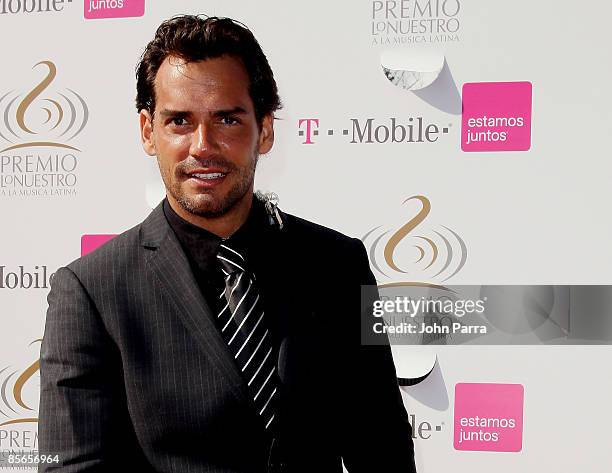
[190,122,218,157]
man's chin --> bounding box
[175,193,240,219]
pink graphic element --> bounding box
[454,383,524,452]
[298,118,319,145]
[81,234,117,256]
[461,82,532,152]
[84,0,145,20]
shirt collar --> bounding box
[163,196,266,272]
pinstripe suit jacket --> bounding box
[39,201,416,473]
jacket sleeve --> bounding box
[340,239,417,473]
[38,266,125,472]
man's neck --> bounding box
[166,193,253,239]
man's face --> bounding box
[140,55,274,218]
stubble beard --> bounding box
[162,154,258,219]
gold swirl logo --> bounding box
[362,196,468,289]
[0,340,41,426]
[0,60,88,153]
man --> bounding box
[39,15,417,473]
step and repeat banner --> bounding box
[1,1,611,471]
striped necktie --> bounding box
[216,242,279,432]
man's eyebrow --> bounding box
[158,109,190,117]
[157,107,248,117]
[212,107,248,116]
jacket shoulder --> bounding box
[281,212,365,263]
[65,221,145,279]
[285,212,358,244]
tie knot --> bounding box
[216,242,247,275]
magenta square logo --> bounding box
[461,81,532,152]
[454,383,524,452]
[81,234,116,256]
[84,0,145,20]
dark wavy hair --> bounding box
[135,15,282,124]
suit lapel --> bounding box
[140,202,251,405]
[248,212,315,354]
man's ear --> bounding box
[139,109,156,156]
[258,114,275,155]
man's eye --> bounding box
[220,116,239,125]
[171,117,188,126]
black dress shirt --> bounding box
[162,196,270,324]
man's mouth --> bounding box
[185,169,229,188]
[191,172,227,180]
